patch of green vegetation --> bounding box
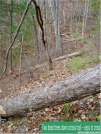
[91,0,100,12]
[86,110,94,116]
[62,103,71,121]
[63,103,71,114]
[67,57,85,73]
[79,38,91,45]
[91,22,100,35]
[11,115,21,123]
[42,74,50,80]
[66,55,100,73]
[96,115,101,120]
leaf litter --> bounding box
[0,57,100,133]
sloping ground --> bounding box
[0,51,85,102]
[0,53,100,133]
[0,56,71,100]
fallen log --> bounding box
[21,51,82,75]
[53,51,82,61]
[0,64,100,117]
[34,51,82,70]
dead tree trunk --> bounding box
[0,64,100,117]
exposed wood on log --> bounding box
[0,64,100,117]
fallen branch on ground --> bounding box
[20,51,82,75]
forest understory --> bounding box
[0,0,100,133]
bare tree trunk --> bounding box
[55,0,59,56]
[75,25,78,48]
[82,0,89,39]
[56,0,63,56]
[70,15,73,38]
[0,64,100,117]
[0,35,2,74]
[49,0,56,34]
[9,0,13,70]
[32,15,40,55]
[0,8,3,74]
[49,0,62,56]
[63,10,66,30]
[19,34,23,86]
[89,0,92,17]
[32,0,53,70]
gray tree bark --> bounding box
[0,64,100,117]
[55,0,63,56]
[49,0,62,56]
[9,0,13,70]
[82,0,89,39]
[32,15,40,54]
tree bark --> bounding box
[82,0,89,39]
[49,0,62,56]
[9,0,13,70]
[0,64,100,117]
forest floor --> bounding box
[0,3,100,132]
[0,52,100,133]
[0,1,99,100]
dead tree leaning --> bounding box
[32,0,53,70]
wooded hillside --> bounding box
[0,0,100,133]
